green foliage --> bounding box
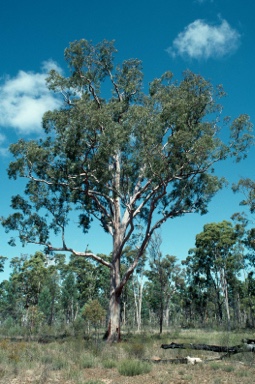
[118,359,152,376]
[145,232,184,332]
[10,252,49,308]
[0,317,24,337]
[49,357,68,371]
[82,299,106,329]
[222,365,235,372]
[101,359,117,368]
[25,306,45,334]
[60,271,79,323]
[68,255,110,307]
[0,256,7,272]
[184,220,245,326]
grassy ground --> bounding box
[0,329,254,383]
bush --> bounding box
[82,300,106,328]
[0,317,24,337]
[125,342,145,358]
[118,359,151,376]
[78,355,96,369]
[101,359,117,369]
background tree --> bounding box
[119,245,146,330]
[145,232,184,333]
[60,271,79,324]
[82,299,106,336]
[0,256,7,273]
[38,267,60,326]
[184,221,244,328]
[14,252,49,309]
[0,278,22,322]
[1,39,252,341]
[68,254,110,310]
[131,269,145,332]
[180,273,210,327]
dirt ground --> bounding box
[1,330,255,384]
[1,360,255,384]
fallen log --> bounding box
[161,342,255,355]
[144,357,188,364]
[242,338,255,344]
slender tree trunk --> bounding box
[164,303,170,327]
[138,280,143,332]
[133,281,139,330]
[133,275,144,332]
[49,289,55,326]
[220,268,230,328]
[159,300,163,334]
[122,301,126,326]
[216,289,223,323]
[234,292,241,327]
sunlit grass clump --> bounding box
[101,359,117,369]
[118,359,151,376]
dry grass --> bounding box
[0,329,254,383]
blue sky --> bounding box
[0,0,255,280]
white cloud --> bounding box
[0,133,8,157]
[167,19,240,60]
[0,60,62,133]
[0,132,6,145]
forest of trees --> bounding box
[0,39,254,340]
[1,217,255,335]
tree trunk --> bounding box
[133,275,144,332]
[164,304,170,327]
[215,288,223,323]
[159,300,163,334]
[104,289,121,342]
[161,341,255,355]
[137,280,143,332]
[220,267,230,328]
[104,247,122,342]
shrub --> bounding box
[50,357,68,371]
[78,355,96,369]
[210,362,222,370]
[222,365,235,372]
[101,359,117,369]
[125,342,145,358]
[118,359,151,376]
[82,300,106,330]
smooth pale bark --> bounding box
[104,250,122,342]
[219,267,231,326]
[133,275,144,332]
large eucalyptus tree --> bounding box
[1,39,252,341]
